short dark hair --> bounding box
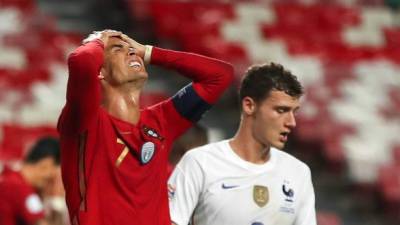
[24,137,60,165]
[239,63,303,103]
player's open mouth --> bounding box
[129,61,141,69]
[279,132,289,142]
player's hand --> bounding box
[120,34,146,59]
[98,30,122,47]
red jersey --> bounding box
[57,40,233,225]
[0,167,45,225]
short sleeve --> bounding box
[294,166,316,225]
[168,152,204,225]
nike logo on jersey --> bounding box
[221,183,239,189]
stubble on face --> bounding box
[253,91,300,150]
[102,38,148,86]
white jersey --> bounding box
[168,140,316,225]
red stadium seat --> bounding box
[0,1,80,163]
[1,0,399,192]
[393,146,400,166]
[317,211,342,225]
[0,124,58,161]
[378,164,400,210]
[0,0,36,12]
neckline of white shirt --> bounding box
[222,139,277,172]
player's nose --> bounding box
[285,112,296,128]
[128,47,136,56]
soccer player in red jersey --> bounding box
[0,137,60,225]
[57,30,233,225]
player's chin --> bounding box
[127,72,147,81]
[272,141,285,150]
[133,71,148,80]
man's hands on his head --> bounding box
[120,34,146,59]
[83,29,121,45]
[84,30,151,64]
[88,30,148,59]
[98,30,122,47]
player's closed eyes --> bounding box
[111,44,124,52]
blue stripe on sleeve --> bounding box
[171,84,212,122]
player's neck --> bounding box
[102,85,141,125]
[230,120,270,164]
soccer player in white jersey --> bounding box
[168,63,316,225]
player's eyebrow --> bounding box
[274,105,300,112]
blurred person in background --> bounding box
[0,137,61,225]
[41,167,69,225]
[57,30,233,225]
[168,63,316,225]
[168,124,209,176]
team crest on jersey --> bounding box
[282,182,295,202]
[253,185,269,207]
[140,142,155,164]
[279,180,295,214]
[142,126,164,141]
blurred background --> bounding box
[0,0,399,224]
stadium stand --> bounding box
[142,0,400,181]
[128,1,400,223]
[1,0,400,224]
[0,0,77,161]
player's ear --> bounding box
[242,96,256,116]
[98,68,105,80]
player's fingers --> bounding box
[102,29,120,34]
[120,34,132,43]
[108,32,122,38]
[103,30,122,38]
[121,34,141,47]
